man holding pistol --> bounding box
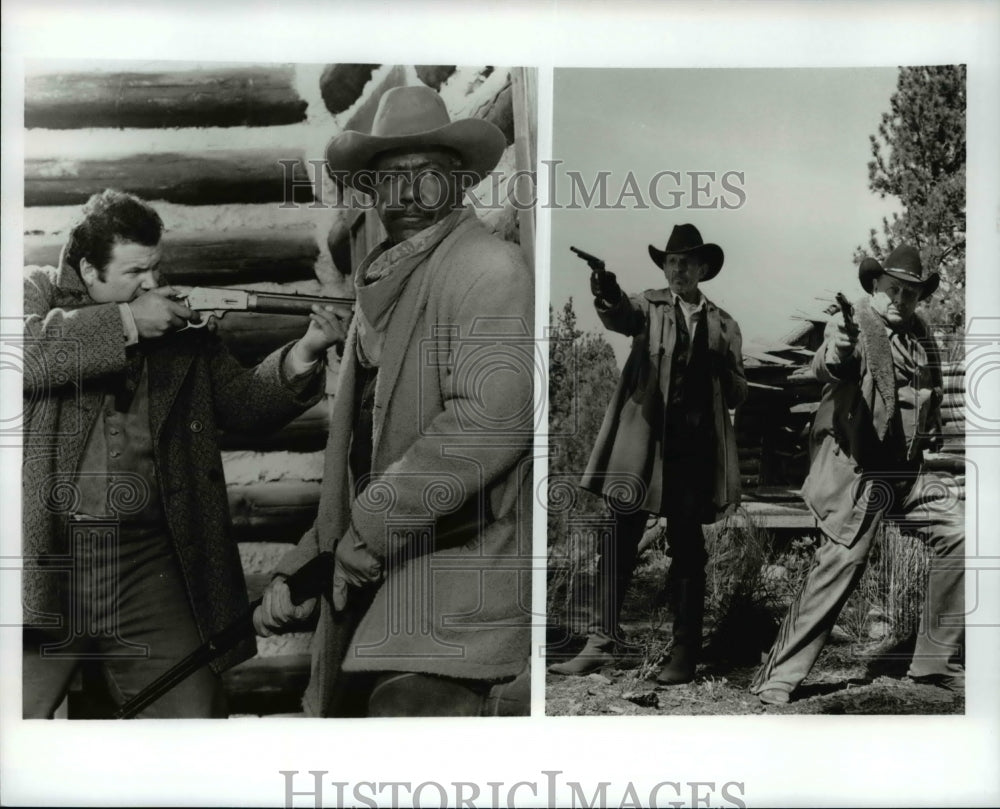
[22,189,346,717]
[751,247,965,705]
[550,224,747,684]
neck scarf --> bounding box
[353,206,472,368]
[855,295,940,450]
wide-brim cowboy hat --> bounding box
[858,245,940,300]
[648,223,724,281]
[325,85,506,192]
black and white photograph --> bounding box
[15,60,536,721]
[546,66,971,716]
[2,3,999,808]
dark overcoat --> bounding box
[579,288,747,521]
[22,262,323,673]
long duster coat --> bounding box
[580,288,747,521]
[274,217,534,717]
[22,262,323,673]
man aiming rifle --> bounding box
[22,189,348,718]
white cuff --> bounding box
[118,303,139,346]
[284,346,321,379]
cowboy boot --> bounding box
[655,577,705,685]
[547,634,616,675]
[549,517,640,676]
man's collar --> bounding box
[671,290,705,311]
[56,242,91,298]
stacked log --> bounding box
[25,67,308,129]
[939,362,965,455]
[25,150,315,207]
[25,226,320,286]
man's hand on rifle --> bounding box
[332,530,383,611]
[254,576,318,637]
[290,304,352,366]
[590,268,622,305]
[128,287,198,339]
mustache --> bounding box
[383,204,432,218]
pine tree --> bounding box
[547,298,619,542]
[858,65,966,332]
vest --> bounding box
[75,360,164,522]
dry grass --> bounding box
[845,523,930,644]
[703,511,815,663]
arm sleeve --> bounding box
[22,269,130,393]
[206,336,324,433]
[118,303,139,346]
[273,524,321,580]
[722,318,748,408]
[595,292,645,337]
[812,318,861,384]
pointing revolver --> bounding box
[570,245,606,272]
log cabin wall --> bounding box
[23,62,534,717]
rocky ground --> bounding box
[545,639,963,716]
[546,549,963,717]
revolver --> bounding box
[174,286,355,328]
[835,291,856,332]
[570,245,606,272]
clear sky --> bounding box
[549,67,902,365]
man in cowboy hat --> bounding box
[256,85,534,717]
[752,245,965,705]
[549,223,747,683]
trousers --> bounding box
[23,521,225,718]
[366,672,490,717]
[586,507,707,642]
[752,471,965,695]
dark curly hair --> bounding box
[64,190,163,279]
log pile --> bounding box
[25,67,308,129]
[23,61,532,718]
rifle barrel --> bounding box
[248,292,355,316]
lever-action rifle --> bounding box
[176,286,354,328]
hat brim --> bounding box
[860,264,940,301]
[325,118,506,192]
[884,267,940,300]
[648,242,724,281]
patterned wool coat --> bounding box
[22,262,323,673]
